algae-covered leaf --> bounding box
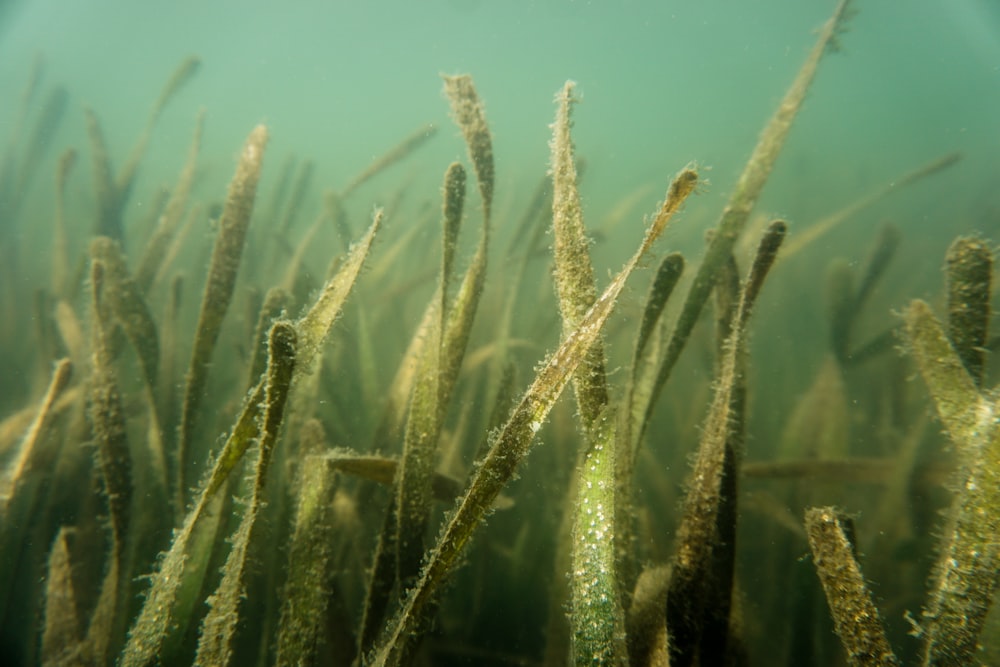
[440,161,465,312]
[632,252,685,382]
[905,299,1000,667]
[0,358,71,515]
[89,237,160,388]
[904,300,981,449]
[88,260,133,557]
[89,236,169,491]
[295,208,383,373]
[945,236,992,386]
[805,507,900,667]
[246,287,291,390]
[442,74,494,222]
[550,80,610,431]
[85,259,134,665]
[275,455,340,667]
[176,124,268,508]
[279,207,384,481]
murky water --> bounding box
[1,1,997,665]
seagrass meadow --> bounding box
[1,0,999,665]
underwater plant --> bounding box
[0,1,994,666]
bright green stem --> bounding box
[571,411,626,667]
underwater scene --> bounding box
[1,0,999,665]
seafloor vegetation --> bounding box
[0,2,997,665]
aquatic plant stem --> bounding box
[366,167,695,667]
[665,222,784,667]
[571,408,627,667]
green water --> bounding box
[2,0,996,241]
[0,1,998,665]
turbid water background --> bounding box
[0,2,998,665]
[1,0,997,249]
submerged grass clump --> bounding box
[0,4,994,665]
